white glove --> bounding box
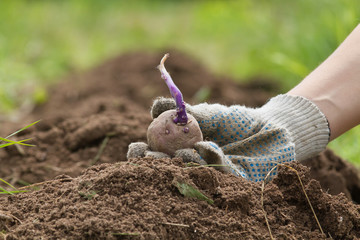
[129,94,330,182]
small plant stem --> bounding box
[261,179,275,240]
[14,144,25,156]
[185,163,240,173]
[0,137,34,148]
[157,53,188,125]
[91,135,110,166]
[5,120,41,139]
[0,212,22,224]
[112,232,140,236]
[0,178,17,190]
[261,163,325,239]
[162,222,190,227]
[18,177,73,190]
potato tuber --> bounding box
[147,54,203,156]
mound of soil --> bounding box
[0,50,359,239]
[1,159,359,239]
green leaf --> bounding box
[173,180,214,204]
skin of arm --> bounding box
[288,24,360,141]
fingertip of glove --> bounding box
[145,151,170,159]
[150,97,176,119]
[174,148,207,165]
[127,142,149,159]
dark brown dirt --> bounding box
[302,149,360,204]
[0,50,359,239]
[1,159,359,239]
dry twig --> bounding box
[261,164,324,239]
[162,222,190,228]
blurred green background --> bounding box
[0,0,359,166]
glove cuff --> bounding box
[258,94,330,161]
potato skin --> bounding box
[147,110,203,156]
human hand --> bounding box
[149,94,330,181]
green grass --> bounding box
[0,178,26,195]
[0,121,39,194]
[329,126,360,164]
[0,0,359,165]
[0,120,39,148]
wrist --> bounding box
[257,94,330,161]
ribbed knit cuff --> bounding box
[257,94,330,161]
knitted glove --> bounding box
[149,94,330,182]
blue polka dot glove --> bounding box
[148,94,330,182]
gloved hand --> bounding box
[128,94,330,182]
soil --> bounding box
[0,50,359,239]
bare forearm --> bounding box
[288,24,360,140]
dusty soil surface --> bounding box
[0,50,359,239]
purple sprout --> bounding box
[147,56,203,155]
[157,53,188,125]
